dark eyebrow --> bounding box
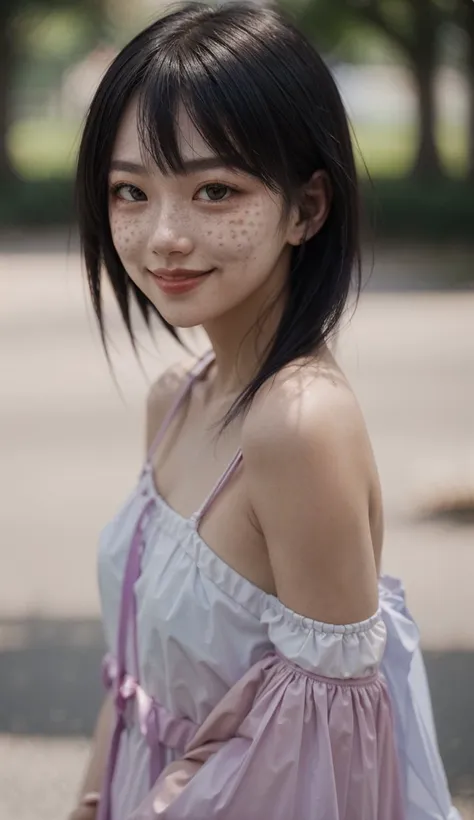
[109,157,233,175]
[109,160,147,174]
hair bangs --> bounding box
[135,51,185,176]
[135,34,293,205]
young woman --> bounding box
[71,3,459,819]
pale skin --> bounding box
[70,98,383,817]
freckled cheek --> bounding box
[109,210,148,264]
[215,213,268,260]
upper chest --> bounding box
[147,367,384,598]
[150,399,278,596]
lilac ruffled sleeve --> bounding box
[130,605,405,820]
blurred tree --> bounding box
[453,0,474,180]
[291,0,472,180]
[0,0,107,183]
[467,13,474,181]
[354,0,445,179]
[0,4,15,180]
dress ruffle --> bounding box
[260,599,387,677]
[129,647,404,819]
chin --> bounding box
[170,315,204,330]
[152,303,214,330]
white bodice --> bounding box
[98,462,387,730]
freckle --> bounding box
[241,230,248,235]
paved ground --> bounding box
[1,234,473,818]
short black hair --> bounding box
[76,1,361,429]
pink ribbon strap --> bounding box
[103,653,198,753]
[98,500,199,820]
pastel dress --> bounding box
[97,351,460,820]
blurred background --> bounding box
[0,0,473,818]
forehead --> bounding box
[111,97,213,164]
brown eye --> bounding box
[111,183,147,202]
[198,184,232,202]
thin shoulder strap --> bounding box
[191,448,243,527]
[146,350,215,464]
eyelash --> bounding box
[109,182,240,204]
[109,183,146,202]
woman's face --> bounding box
[108,99,301,329]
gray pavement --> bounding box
[1,235,473,817]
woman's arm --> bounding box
[243,369,379,624]
[68,692,114,820]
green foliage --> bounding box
[361,177,474,241]
[8,119,80,179]
[17,8,98,60]
[0,176,74,226]
[353,120,467,178]
[280,0,381,61]
[281,0,408,61]
[2,0,106,27]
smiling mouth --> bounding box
[148,268,215,295]
[151,269,214,281]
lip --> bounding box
[148,267,214,295]
[150,267,212,279]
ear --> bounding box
[287,170,332,246]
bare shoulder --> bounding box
[242,353,383,623]
[145,355,196,450]
[243,354,374,480]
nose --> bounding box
[146,205,194,258]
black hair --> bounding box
[76,1,361,429]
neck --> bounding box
[202,259,289,399]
